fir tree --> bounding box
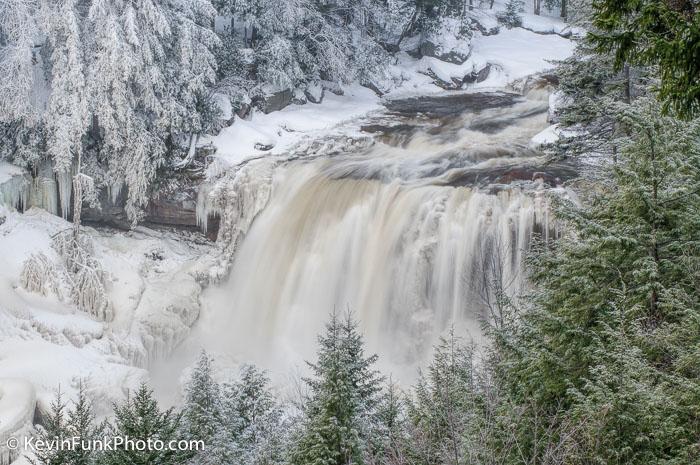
[291,311,384,465]
[31,388,70,465]
[404,330,479,465]
[181,350,223,465]
[496,0,524,29]
[220,364,287,465]
[64,381,104,465]
[590,0,700,117]
[101,383,187,465]
[501,99,700,463]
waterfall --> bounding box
[196,91,567,381]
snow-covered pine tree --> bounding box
[369,378,406,465]
[291,311,384,465]
[162,0,220,167]
[0,0,39,125]
[216,364,288,465]
[501,99,700,464]
[181,350,222,464]
[0,0,45,168]
[30,388,70,465]
[64,380,104,465]
[102,383,188,465]
[496,0,524,29]
[41,0,88,219]
[404,330,479,465]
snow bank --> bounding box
[0,379,35,465]
[0,208,215,425]
[529,124,561,149]
[201,84,381,170]
[471,28,575,85]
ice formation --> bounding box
[196,158,275,281]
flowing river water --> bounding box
[182,87,577,383]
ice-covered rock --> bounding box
[196,158,275,280]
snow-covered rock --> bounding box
[530,124,561,149]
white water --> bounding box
[192,91,560,382]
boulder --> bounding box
[304,84,325,104]
[255,89,293,114]
[320,80,343,96]
[419,40,470,65]
[291,89,307,105]
[424,69,463,90]
[462,64,491,85]
[235,102,252,119]
[254,142,274,151]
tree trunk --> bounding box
[534,0,541,15]
[72,153,82,240]
[623,63,631,104]
[396,7,419,49]
[561,0,567,18]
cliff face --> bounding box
[82,184,219,239]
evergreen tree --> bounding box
[31,388,70,465]
[219,364,288,465]
[64,381,104,465]
[496,0,524,29]
[590,0,700,117]
[181,350,222,465]
[500,99,700,463]
[101,383,187,465]
[404,330,479,465]
[370,379,407,465]
[291,311,384,465]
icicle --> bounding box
[28,176,58,215]
[0,173,30,211]
[57,168,73,219]
[108,180,123,205]
[196,182,214,233]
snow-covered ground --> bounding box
[0,12,575,457]
[0,207,215,420]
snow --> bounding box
[0,379,35,465]
[0,208,215,428]
[470,28,575,85]
[212,92,233,121]
[201,84,382,170]
[530,124,561,148]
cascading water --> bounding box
[194,89,573,382]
